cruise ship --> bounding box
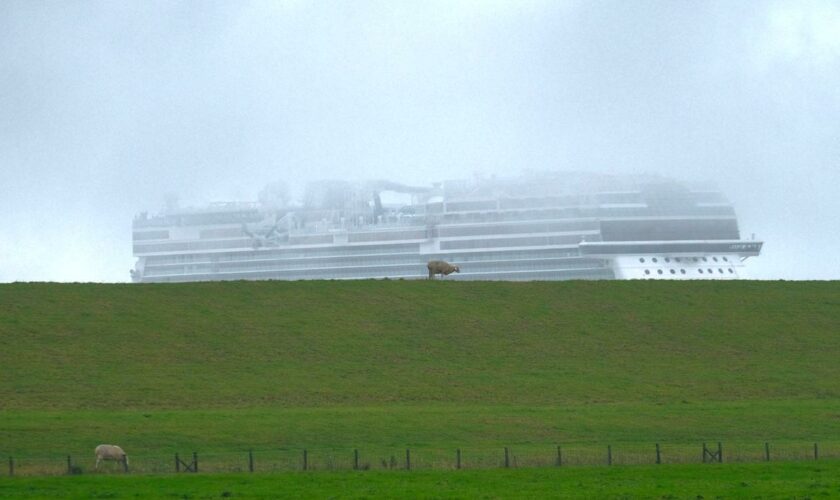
[130,172,762,282]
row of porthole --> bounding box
[639,256,729,264]
[644,268,735,276]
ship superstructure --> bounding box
[131,173,762,282]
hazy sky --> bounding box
[1,0,838,282]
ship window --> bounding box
[670,269,676,274]
[728,268,734,273]
[713,257,719,262]
[657,269,663,275]
[652,257,658,263]
[674,257,681,262]
[644,269,650,275]
[665,257,671,263]
[639,257,645,263]
[680,269,686,274]
[718,268,724,273]
[707,268,713,273]
[723,256,729,262]
[702,257,708,262]
[692,257,699,262]
[698,269,704,274]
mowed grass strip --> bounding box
[3,401,840,459]
[1,462,839,499]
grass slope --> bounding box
[1,281,838,461]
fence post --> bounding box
[67,455,72,474]
[8,456,13,476]
[765,442,770,462]
[303,449,308,471]
[193,452,198,473]
[656,443,661,464]
[456,449,461,470]
[504,447,509,468]
[556,445,562,466]
[607,445,612,466]
[248,450,254,473]
[814,443,819,460]
[123,455,129,473]
[717,442,722,463]
[175,453,180,472]
[354,449,359,470]
[405,449,411,470]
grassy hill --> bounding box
[1,281,838,462]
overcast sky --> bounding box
[1,0,838,282]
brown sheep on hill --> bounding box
[427,260,460,280]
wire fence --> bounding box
[3,441,839,477]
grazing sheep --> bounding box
[427,260,460,280]
[95,444,128,469]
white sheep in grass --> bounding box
[95,444,128,469]
[427,260,460,280]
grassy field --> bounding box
[1,462,839,498]
[1,281,838,472]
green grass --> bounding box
[2,281,838,409]
[2,462,839,498]
[1,281,838,467]
[2,402,840,468]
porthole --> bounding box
[693,257,699,262]
[670,269,676,274]
[713,257,719,262]
[644,269,650,275]
[665,257,671,263]
[674,257,681,262]
[680,269,686,274]
[707,268,713,273]
[698,269,704,274]
[652,257,658,263]
[702,257,708,262]
[657,269,663,275]
[728,268,734,274]
[718,268,724,274]
[639,257,645,263]
[723,256,729,262]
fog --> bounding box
[1,1,838,282]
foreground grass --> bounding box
[1,461,839,498]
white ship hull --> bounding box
[131,174,762,282]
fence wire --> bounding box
[3,441,839,477]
